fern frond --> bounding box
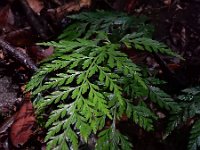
[165,86,200,144]
[96,127,132,150]
[26,10,181,150]
[165,112,183,139]
[126,101,157,131]
[58,22,88,40]
[26,59,70,93]
[59,11,153,40]
[28,39,140,149]
[121,33,182,58]
[149,86,180,111]
[188,120,200,150]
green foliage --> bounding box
[96,127,132,150]
[59,11,154,40]
[26,10,180,150]
[149,86,181,111]
[121,33,182,58]
[166,86,200,150]
[188,120,200,150]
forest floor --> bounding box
[0,0,199,149]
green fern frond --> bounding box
[149,86,180,111]
[178,87,200,150]
[68,10,130,30]
[26,59,70,93]
[60,10,153,40]
[27,39,142,149]
[188,120,200,150]
[26,10,182,150]
[96,127,132,150]
[177,86,200,117]
[126,101,157,131]
[165,86,200,148]
[121,33,182,58]
[165,112,183,139]
[58,22,88,40]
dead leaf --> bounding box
[28,45,54,62]
[167,63,180,71]
[3,27,36,47]
[10,93,36,148]
[50,0,91,20]
[0,115,15,135]
[113,0,137,12]
[163,0,172,6]
[157,112,166,119]
[0,49,4,59]
[125,0,138,13]
[0,115,15,150]
[79,0,92,7]
[120,114,128,121]
[0,5,15,33]
[41,46,54,58]
[0,5,14,25]
[27,0,44,14]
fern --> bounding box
[59,10,154,40]
[121,33,182,58]
[26,10,181,150]
[149,86,181,111]
[188,120,200,150]
[96,127,132,150]
[182,87,200,150]
[165,86,200,150]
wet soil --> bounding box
[0,70,18,120]
[0,76,17,112]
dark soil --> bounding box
[151,1,200,85]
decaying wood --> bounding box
[0,38,37,72]
[19,0,50,40]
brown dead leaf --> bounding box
[0,114,16,149]
[125,0,138,13]
[113,0,137,12]
[79,0,92,7]
[10,93,36,148]
[3,27,36,47]
[28,45,54,62]
[27,0,44,14]
[0,5,15,33]
[163,0,172,6]
[0,50,4,59]
[0,115,16,135]
[120,114,128,121]
[50,0,91,20]
[167,63,180,71]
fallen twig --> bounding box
[0,38,37,72]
